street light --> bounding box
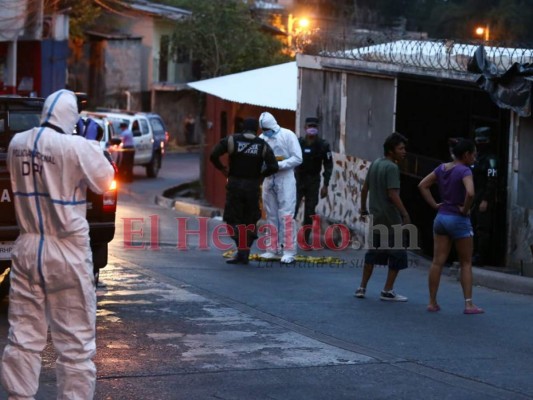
[475,25,490,41]
[287,14,311,54]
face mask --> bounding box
[305,127,318,135]
[263,129,275,138]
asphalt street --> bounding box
[0,152,532,399]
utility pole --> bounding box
[5,41,17,94]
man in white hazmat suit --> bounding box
[259,112,302,264]
[1,90,114,399]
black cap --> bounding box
[119,122,128,128]
[242,118,258,133]
[305,117,319,126]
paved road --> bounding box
[1,152,532,399]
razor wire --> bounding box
[304,33,533,74]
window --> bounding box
[150,117,165,136]
[140,119,150,135]
[176,46,190,63]
[159,35,169,82]
[132,120,142,137]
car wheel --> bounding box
[146,152,161,178]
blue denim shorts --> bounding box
[433,213,473,240]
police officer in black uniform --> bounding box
[210,118,279,264]
[295,117,333,244]
[471,126,498,266]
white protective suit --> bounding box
[1,90,114,399]
[259,112,302,261]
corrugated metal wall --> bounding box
[40,40,68,97]
[345,74,396,160]
[509,116,533,274]
[298,68,342,151]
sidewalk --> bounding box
[156,189,533,297]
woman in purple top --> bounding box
[418,139,484,314]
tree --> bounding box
[45,0,101,41]
[354,0,533,43]
[164,0,290,78]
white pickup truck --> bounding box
[84,110,168,178]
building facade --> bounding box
[297,40,533,273]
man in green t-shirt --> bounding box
[355,133,411,302]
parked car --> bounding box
[87,109,168,178]
[80,112,121,162]
[0,96,118,290]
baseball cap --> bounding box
[242,118,258,132]
[305,117,319,126]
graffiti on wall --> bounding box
[296,152,371,244]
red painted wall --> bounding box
[0,41,42,95]
[203,94,295,209]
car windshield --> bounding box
[149,117,165,136]
[0,104,42,152]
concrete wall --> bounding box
[152,89,199,146]
[126,17,154,93]
[103,39,143,110]
[508,115,533,275]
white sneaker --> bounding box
[260,251,278,259]
[280,255,296,264]
[380,290,408,302]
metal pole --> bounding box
[6,40,18,94]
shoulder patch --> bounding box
[228,136,234,155]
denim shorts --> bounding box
[364,233,408,271]
[433,213,473,240]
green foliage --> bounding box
[164,0,290,78]
[353,0,533,43]
[50,0,101,40]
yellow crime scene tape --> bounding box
[222,250,346,265]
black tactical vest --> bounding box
[298,137,327,176]
[228,133,266,179]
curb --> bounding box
[155,194,175,209]
[155,194,222,218]
[173,199,222,218]
[473,267,533,296]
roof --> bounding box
[85,31,142,40]
[329,39,533,73]
[187,62,297,111]
[127,0,191,21]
